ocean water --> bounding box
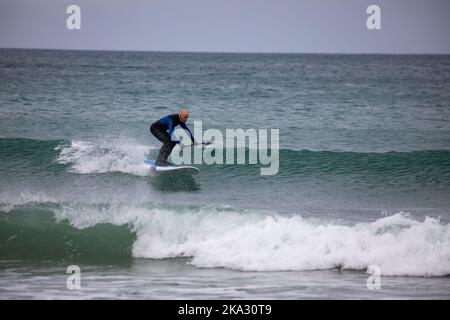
[0,49,449,299]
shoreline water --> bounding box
[1,259,450,300]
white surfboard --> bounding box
[144,159,199,174]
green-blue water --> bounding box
[1,49,449,299]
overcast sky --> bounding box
[1,0,449,53]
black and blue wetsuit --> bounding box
[150,114,195,165]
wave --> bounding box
[0,206,135,262]
[2,138,450,183]
[56,139,152,176]
[0,199,449,276]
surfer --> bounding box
[150,108,196,166]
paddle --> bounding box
[178,141,211,149]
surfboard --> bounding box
[144,159,200,174]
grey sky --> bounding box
[1,0,449,53]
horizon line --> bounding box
[1,46,450,56]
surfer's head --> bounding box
[179,108,189,123]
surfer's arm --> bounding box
[167,118,174,137]
[180,122,196,144]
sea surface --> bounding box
[1,49,449,299]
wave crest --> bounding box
[56,139,152,176]
[1,198,448,276]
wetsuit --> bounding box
[150,114,195,165]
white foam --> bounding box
[56,139,154,176]
[4,193,448,277]
[130,210,450,276]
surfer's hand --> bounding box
[174,140,184,149]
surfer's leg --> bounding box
[151,125,174,165]
[150,124,167,143]
[157,141,176,165]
